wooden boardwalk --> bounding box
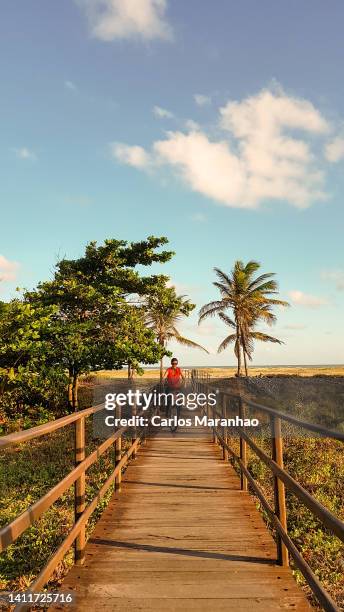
[56,424,311,611]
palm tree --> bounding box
[146,291,209,380]
[199,261,289,376]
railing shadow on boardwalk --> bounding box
[88,537,276,565]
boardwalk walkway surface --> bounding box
[55,423,311,611]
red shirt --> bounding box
[166,367,182,388]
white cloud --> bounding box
[325,137,344,162]
[65,80,77,92]
[283,324,307,330]
[289,290,328,308]
[153,130,248,206]
[77,0,172,42]
[0,255,19,282]
[153,105,174,119]
[219,88,329,208]
[112,86,332,209]
[110,142,151,168]
[220,89,328,136]
[194,94,211,106]
[13,147,37,161]
[321,269,344,290]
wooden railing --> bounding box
[192,369,344,612]
[0,400,150,611]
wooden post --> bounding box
[209,387,216,444]
[239,398,248,491]
[132,397,137,459]
[207,387,211,421]
[223,396,229,461]
[115,403,122,491]
[205,375,212,442]
[74,416,86,565]
[210,388,217,444]
[271,415,289,566]
[220,393,225,459]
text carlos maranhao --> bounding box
[104,414,259,428]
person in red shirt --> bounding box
[164,358,184,390]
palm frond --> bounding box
[265,298,290,307]
[243,260,261,277]
[249,280,278,294]
[250,332,284,344]
[173,333,209,353]
[213,267,233,287]
[198,300,226,322]
[213,282,232,296]
[248,273,275,291]
[258,310,277,325]
[217,334,236,353]
[218,312,236,328]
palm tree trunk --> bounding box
[235,320,242,377]
[160,357,163,383]
[240,329,248,376]
[243,348,248,377]
[159,338,166,383]
[237,347,242,377]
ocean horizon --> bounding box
[143,364,344,369]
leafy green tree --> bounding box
[199,261,289,376]
[145,285,209,380]
[0,300,55,386]
[0,300,66,424]
[26,237,173,409]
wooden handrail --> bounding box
[238,426,344,542]
[192,369,343,612]
[208,404,344,542]
[0,403,105,449]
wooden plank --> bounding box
[52,426,312,611]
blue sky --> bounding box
[1,0,344,366]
